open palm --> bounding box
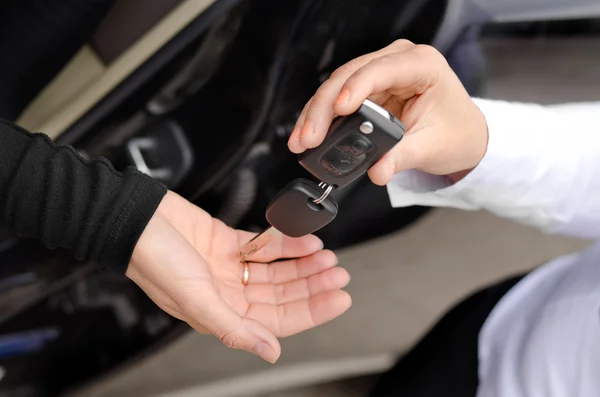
[127,191,352,363]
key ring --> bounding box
[313,182,333,205]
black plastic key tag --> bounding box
[239,179,337,260]
[298,99,405,190]
[266,179,338,237]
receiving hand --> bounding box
[288,39,489,184]
[126,191,352,363]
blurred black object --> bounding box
[368,274,526,397]
[0,0,116,121]
[123,119,194,189]
[90,0,184,63]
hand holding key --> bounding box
[240,99,404,260]
[289,39,489,185]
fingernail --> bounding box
[288,128,305,153]
[335,88,351,105]
[290,126,301,138]
[252,342,278,364]
[289,141,306,154]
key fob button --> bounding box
[321,160,342,176]
[339,133,374,156]
[322,148,352,175]
[359,121,374,134]
[330,149,353,172]
[348,139,370,156]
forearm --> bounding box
[0,119,166,271]
[387,98,600,239]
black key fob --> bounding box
[266,179,338,238]
[298,99,405,190]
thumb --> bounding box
[367,134,419,185]
[189,291,281,363]
[239,317,282,363]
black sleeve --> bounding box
[0,119,167,273]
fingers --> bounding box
[236,230,324,263]
[288,97,313,153]
[243,251,350,336]
[290,39,415,153]
[185,288,282,363]
[244,266,350,305]
[246,249,338,284]
[334,48,443,111]
[246,290,352,337]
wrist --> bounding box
[128,193,170,277]
[448,105,489,183]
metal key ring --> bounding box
[313,183,334,205]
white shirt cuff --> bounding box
[386,98,509,211]
[387,98,570,232]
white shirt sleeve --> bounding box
[386,98,600,239]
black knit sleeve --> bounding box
[0,119,167,273]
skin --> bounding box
[126,40,488,364]
[127,191,352,363]
[288,39,489,184]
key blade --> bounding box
[239,226,282,262]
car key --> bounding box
[239,179,338,261]
[298,98,405,190]
[240,99,404,262]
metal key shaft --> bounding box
[239,182,335,262]
[239,227,282,262]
